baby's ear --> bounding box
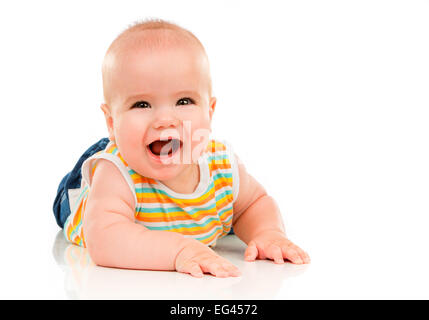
[209,97,216,121]
[100,103,115,141]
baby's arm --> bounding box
[83,159,240,277]
[232,155,310,264]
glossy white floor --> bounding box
[51,231,308,300]
[2,206,429,300]
[47,227,429,300]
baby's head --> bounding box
[101,19,216,181]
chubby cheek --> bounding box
[114,114,148,157]
[182,113,212,162]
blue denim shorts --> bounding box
[52,138,109,228]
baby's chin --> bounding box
[134,162,192,182]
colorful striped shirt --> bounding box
[63,139,239,247]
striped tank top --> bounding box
[63,139,239,248]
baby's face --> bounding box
[102,41,215,181]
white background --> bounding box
[0,0,428,299]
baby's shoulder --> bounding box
[87,159,136,209]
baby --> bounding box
[53,19,310,278]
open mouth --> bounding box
[147,138,183,158]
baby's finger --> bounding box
[190,262,205,277]
[281,244,303,264]
[199,258,228,277]
[291,245,311,264]
[244,241,258,261]
[299,249,311,264]
[180,261,204,278]
[267,244,284,264]
[207,261,230,277]
[221,262,242,277]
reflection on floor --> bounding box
[52,230,308,299]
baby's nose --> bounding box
[153,109,180,129]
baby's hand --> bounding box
[175,239,241,278]
[244,230,310,264]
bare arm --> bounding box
[232,155,310,264]
[232,156,285,243]
[82,159,191,270]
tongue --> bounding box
[151,140,171,155]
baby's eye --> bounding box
[131,101,151,109]
[176,97,195,106]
